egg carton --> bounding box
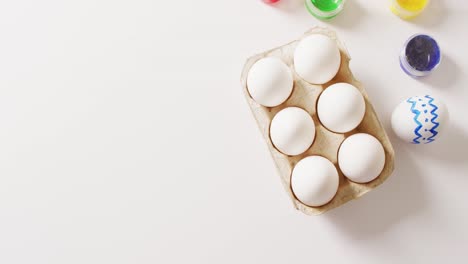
[240,26,395,215]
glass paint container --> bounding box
[390,0,429,19]
[305,0,346,20]
[400,34,441,77]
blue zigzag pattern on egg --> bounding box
[406,97,422,144]
[407,95,440,144]
[425,95,439,143]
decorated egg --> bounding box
[391,95,449,144]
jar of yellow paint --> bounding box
[390,0,429,19]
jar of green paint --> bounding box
[305,0,346,20]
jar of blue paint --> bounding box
[400,34,441,77]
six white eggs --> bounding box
[246,34,447,208]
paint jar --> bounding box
[390,0,429,19]
[305,0,346,20]
[263,0,280,3]
[400,34,441,77]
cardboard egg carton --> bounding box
[240,27,395,215]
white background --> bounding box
[0,0,467,263]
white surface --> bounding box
[291,156,339,207]
[0,0,467,263]
[317,82,366,133]
[247,57,293,107]
[294,34,341,84]
[338,133,386,183]
[269,107,315,156]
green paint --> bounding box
[305,0,344,19]
[310,0,342,12]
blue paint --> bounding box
[406,35,440,71]
[400,34,441,77]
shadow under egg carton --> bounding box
[240,26,395,215]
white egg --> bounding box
[338,133,385,183]
[317,83,366,133]
[246,57,294,107]
[291,156,339,207]
[293,34,341,84]
[269,107,316,156]
[391,95,449,144]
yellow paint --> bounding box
[396,0,428,11]
[391,0,429,19]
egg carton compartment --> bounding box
[240,26,395,215]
